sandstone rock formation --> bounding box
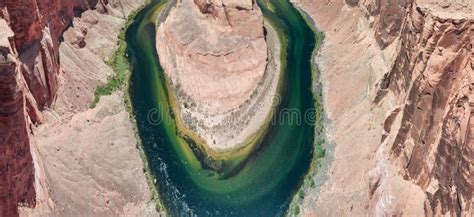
[0,0,94,213]
[293,0,472,216]
[157,0,279,151]
[0,0,155,216]
[20,92,158,217]
[1,0,99,108]
[157,0,266,114]
[0,19,37,217]
[370,1,472,215]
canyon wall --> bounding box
[1,0,155,216]
[293,0,472,216]
[0,1,98,215]
[0,19,37,216]
[368,0,472,215]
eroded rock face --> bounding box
[157,0,272,151]
[316,0,473,215]
[2,0,100,108]
[372,1,473,215]
[0,0,96,216]
[359,0,411,48]
[292,0,472,216]
[0,20,37,217]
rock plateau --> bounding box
[156,0,281,152]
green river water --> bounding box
[127,0,318,216]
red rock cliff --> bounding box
[358,0,473,215]
[291,0,472,215]
[0,0,99,216]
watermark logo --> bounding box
[145,93,318,127]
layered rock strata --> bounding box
[157,0,279,151]
[293,0,472,216]
[1,0,155,216]
[369,1,472,215]
[0,20,37,216]
[0,1,97,214]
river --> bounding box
[127,0,318,216]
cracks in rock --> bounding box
[221,3,233,27]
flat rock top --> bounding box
[174,0,259,55]
[157,0,267,114]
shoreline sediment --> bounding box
[124,0,176,214]
[286,2,331,215]
[86,0,177,214]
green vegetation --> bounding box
[96,0,328,215]
[315,140,326,159]
[129,0,322,215]
[294,205,300,215]
[89,7,144,109]
[88,0,326,215]
[89,43,127,108]
[88,1,166,214]
[286,6,328,217]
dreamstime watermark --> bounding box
[146,93,318,127]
